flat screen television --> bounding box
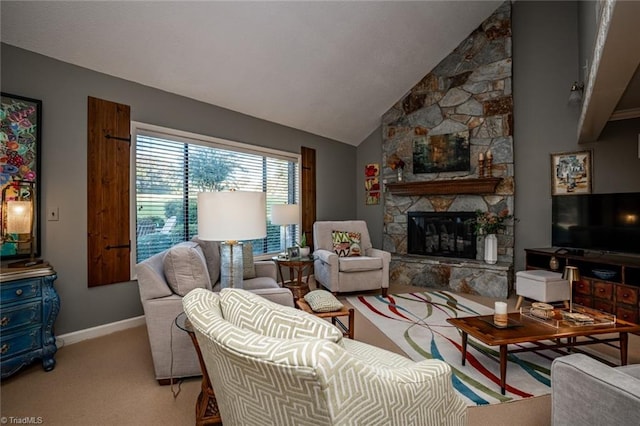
[552,192,640,255]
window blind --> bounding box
[133,124,299,263]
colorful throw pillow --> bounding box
[332,231,361,257]
[304,290,344,313]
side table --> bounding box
[175,312,221,426]
[272,256,314,300]
[296,298,355,339]
[1,263,60,379]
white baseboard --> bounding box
[56,315,146,348]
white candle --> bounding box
[486,150,493,159]
[494,301,508,326]
[479,152,484,161]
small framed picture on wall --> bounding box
[550,150,592,195]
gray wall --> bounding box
[1,44,356,334]
[356,125,384,248]
[512,1,640,272]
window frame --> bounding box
[129,121,301,277]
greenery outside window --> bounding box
[131,123,299,264]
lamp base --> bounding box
[220,242,243,289]
[7,258,44,269]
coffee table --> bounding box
[447,312,640,395]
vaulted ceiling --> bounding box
[0,1,503,146]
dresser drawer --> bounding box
[592,281,613,300]
[0,327,42,361]
[616,285,638,306]
[0,301,42,333]
[1,279,42,305]
[592,299,614,314]
[616,306,639,324]
[574,280,591,296]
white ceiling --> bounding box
[0,1,503,146]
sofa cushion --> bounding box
[332,231,361,257]
[242,242,257,279]
[163,242,212,296]
[220,288,343,342]
[304,289,344,312]
[339,256,382,272]
[192,237,221,285]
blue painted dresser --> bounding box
[1,264,60,378]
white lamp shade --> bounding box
[197,191,266,241]
[6,200,32,234]
[271,204,299,226]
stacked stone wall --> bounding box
[381,1,514,297]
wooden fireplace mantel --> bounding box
[386,177,502,196]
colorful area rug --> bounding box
[348,291,558,406]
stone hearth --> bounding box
[391,255,512,299]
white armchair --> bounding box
[183,288,467,426]
[313,220,390,295]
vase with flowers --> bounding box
[471,209,514,264]
[387,154,405,182]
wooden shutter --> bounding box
[301,146,316,250]
[87,97,131,287]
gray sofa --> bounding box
[136,240,293,384]
[551,353,640,426]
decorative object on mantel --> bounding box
[477,150,493,178]
[387,177,502,196]
[387,154,405,182]
[486,150,493,177]
[478,152,485,178]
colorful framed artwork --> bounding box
[365,163,380,205]
[1,93,42,259]
[413,130,470,174]
[550,150,592,195]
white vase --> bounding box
[484,234,498,264]
[397,168,403,182]
[299,247,310,258]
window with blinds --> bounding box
[132,123,299,263]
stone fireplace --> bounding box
[407,211,476,259]
[380,2,514,298]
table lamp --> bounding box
[563,265,581,312]
[270,204,299,256]
[1,181,42,268]
[197,191,266,289]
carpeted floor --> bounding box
[1,281,637,425]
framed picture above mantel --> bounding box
[550,150,592,196]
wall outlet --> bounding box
[48,207,59,221]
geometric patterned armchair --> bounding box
[183,288,467,426]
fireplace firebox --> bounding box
[407,212,476,259]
